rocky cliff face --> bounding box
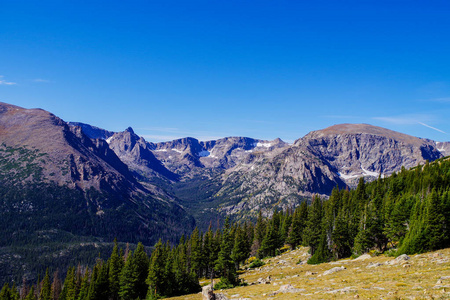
[436,141,450,157]
[297,124,443,186]
[106,127,179,181]
[72,118,448,222]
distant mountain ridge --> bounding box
[71,120,450,222]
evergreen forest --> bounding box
[1,157,449,299]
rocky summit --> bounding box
[73,119,448,224]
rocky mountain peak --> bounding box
[296,123,443,185]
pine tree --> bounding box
[119,251,137,300]
[287,201,307,249]
[188,227,202,278]
[258,216,280,258]
[39,269,51,300]
[253,210,266,252]
[304,196,323,255]
[425,189,445,250]
[76,268,89,300]
[214,217,239,288]
[331,209,352,259]
[231,224,249,269]
[60,267,76,300]
[25,286,36,300]
[108,239,123,300]
[146,239,167,299]
[133,242,149,299]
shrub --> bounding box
[249,258,265,268]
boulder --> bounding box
[323,266,346,275]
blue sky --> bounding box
[1,1,450,142]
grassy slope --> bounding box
[169,247,450,300]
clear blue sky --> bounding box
[1,1,450,142]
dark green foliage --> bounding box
[107,240,123,300]
[38,269,51,300]
[248,258,265,269]
[287,201,307,249]
[214,218,239,288]
[304,196,323,256]
[231,225,250,269]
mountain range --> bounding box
[1,101,450,243]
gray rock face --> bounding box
[436,141,450,157]
[297,124,442,187]
[74,119,448,221]
[68,122,114,140]
[107,127,179,181]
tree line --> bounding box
[1,158,449,299]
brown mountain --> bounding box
[0,102,195,246]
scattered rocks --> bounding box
[353,253,371,261]
[325,286,357,294]
[387,254,410,265]
[257,275,271,284]
[323,266,346,275]
[278,284,305,293]
[268,284,306,296]
[202,285,215,300]
[367,262,383,268]
[305,271,317,276]
[202,285,229,300]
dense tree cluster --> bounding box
[1,158,449,299]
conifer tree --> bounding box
[425,189,445,250]
[253,210,266,251]
[133,242,149,299]
[119,251,137,300]
[258,217,280,258]
[304,196,323,255]
[60,267,76,300]
[331,209,352,259]
[25,286,36,300]
[39,269,51,300]
[146,239,167,299]
[76,268,89,300]
[231,224,249,269]
[188,227,202,277]
[214,217,239,288]
[108,239,123,300]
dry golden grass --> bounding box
[168,247,450,299]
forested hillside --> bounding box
[1,157,449,299]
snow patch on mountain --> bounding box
[362,167,380,177]
[337,172,359,180]
[257,142,272,148]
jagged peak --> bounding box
[125,127,135,134]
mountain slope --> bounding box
[297,123,443,185]
[74,119,447,222]
[0,102,195,247]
